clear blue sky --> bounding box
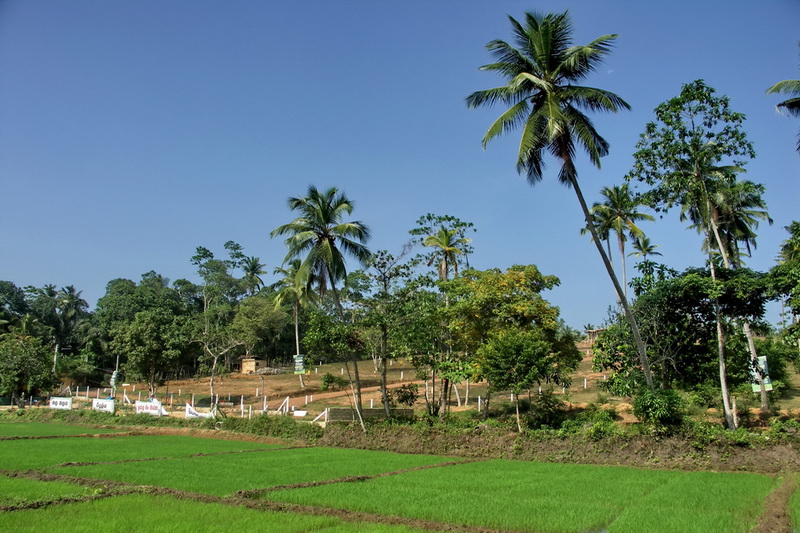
[1,1,798,329]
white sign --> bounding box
[92,399,115,414]
[135,400,168,416]
[49,397,73,410]
[185,403,214,419]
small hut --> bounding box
[241,358,266,375]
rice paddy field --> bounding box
[0,420,792,532]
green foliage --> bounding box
[210,413,323,442]
[0,334,54,397]
[633,388,685,430]
[393,383,419,407]
[320,372,349,392]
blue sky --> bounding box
[1,1,798,329]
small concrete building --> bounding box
[241,358,267,374]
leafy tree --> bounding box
[779,222,800,264]
[443,265,580,426]
[627,80,757,427]
[766,44,800,154]
[190,245,247,402]
[0,334,54,401]
[230,296,286,358]
[466,11,653,389]
[112,308,187,397]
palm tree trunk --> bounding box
[707,211,768,413]
[569,175,654,390]
[294,304,305,389]
[707,240,736,429]
[618,235,627,301]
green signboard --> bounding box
[294,354,305,375]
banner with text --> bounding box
[134,400,169,416]
[49,397,73,410]
[185,403,214,419]
[92,398,115,414]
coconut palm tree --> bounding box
[629,236,662,261]
[272,259,318,388]
[779,222,800,264]
[767,44,800,154]
[271,185,371,417]
[241,256,267,296]
[466,11,653,389]
[423,227,472,281]
[271,186,371,311]
[589,184,654,299]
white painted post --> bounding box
[170,393,174,407]
[510,393,514,402]
[240,396,244,417]
[341,368,344,375]
[370,399,374,408]
[263,396,267,412]
[86,387,90,399]
[96,388,100,399]
[133,385,136,391]
[562,387,565,394]
[249,405,252,419]
[604,374,607,381]
[137,391,142,401]
[478,396,482,412]
[400,371,404,380]
[191,394,195,407]
[178,388,181,396]
[538,385,542,395]
[310,395,313,403]
[305,395,308,405]
[315,367,318,374]
[584,378,587,389]
[256,388,259,397]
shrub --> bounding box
[633,388,684,430]
[320,373,349,392]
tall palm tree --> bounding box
[272,259,318,388]
[423,227,472,281]
[271,185,371,416]
[589,184,654,299]
[241,256,267,296]
[466,11,653,389]
[767,44,800,154]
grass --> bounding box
[0,493,428,532]
[0,475,91,505]
[50,447,456,496]
[265,459,776,533]
[0,421,124,437]
[0,434,283,470]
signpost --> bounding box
[294,354,305,375]
[92,398,115,414]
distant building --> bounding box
[241,358,266,374]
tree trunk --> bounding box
[708,250,736,429]
[569,176,653,389]
[380,325,392,418]
[708,210,768,413]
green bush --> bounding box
[633,388,684,430]
[320,373,349,392]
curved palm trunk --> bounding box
[617,233,628,301]
[707,249,736,429]
[569,175,654,390]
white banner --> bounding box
[49,397,73,410]
[135,400,168,416]
[185,403,214,419]
[92,398,115,414]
